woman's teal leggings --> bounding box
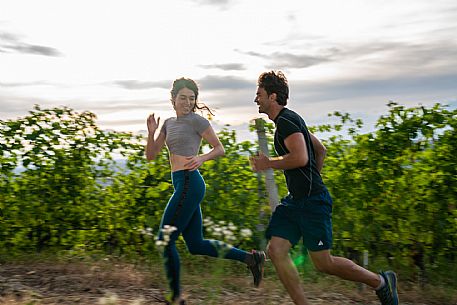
[158,169,248,300]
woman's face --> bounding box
[172,87,196,116]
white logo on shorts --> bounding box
[318,240,324,246]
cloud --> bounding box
[192,0,230,3]
[0,81,50,88]
[338,40,457,73]
[189,0,233,8]
[289,73,457,110]
[86,100,170,114]
[205,89,254,108]
[0,30,62,57]
[382,3,457,34]
[0,31,17,41]
[0,95,51,120]
[112,80,171,90]
[0,94,169,120]
[237,49,334,69]
[238,36,457,75]
[196,72,457,123]
[7,44,61,56]
[198,75,252,90]
[199,63,246,71]
[97,118,146,126]
[266,52,332,69]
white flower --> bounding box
[212,231,222,237]
[162,225,177,234]
[24,126,34,134]
[240,228,253,238]
[204,219,214,226]
[227,235,236,242]
[228,222,237,231]
[155,240,166,247]
[139,228,153,236]
[223,230,233,237]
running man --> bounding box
[250,71,398,305]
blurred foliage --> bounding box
[316,102,457,280]
[1,103,456,284]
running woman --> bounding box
[145,78,265,305]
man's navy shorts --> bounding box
[265,189,333,252]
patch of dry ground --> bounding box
[0,260,455,305]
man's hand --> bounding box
[249,152,270,172]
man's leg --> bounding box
[308,250,399,305]
[267,236,311,305]
[308,249,381,288]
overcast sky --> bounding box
[1,0,456,141]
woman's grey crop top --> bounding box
[160,112,210,156]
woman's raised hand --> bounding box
[147,113,160,134]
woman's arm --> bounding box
[184,125,224,170]
[145,114,166,161]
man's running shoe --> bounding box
[376,271,399,305]
[247,250,266,287]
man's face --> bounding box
[255,87,272,114]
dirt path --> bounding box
[0,260,451,305]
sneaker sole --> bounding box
[386,271,399,305]
[255,252,266,287]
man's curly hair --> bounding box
[257,71,289,106]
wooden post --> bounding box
[254,118,279,212]
[358,250,369,292]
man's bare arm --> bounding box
[310,133,326,173]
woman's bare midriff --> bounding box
[170,153,193,172]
